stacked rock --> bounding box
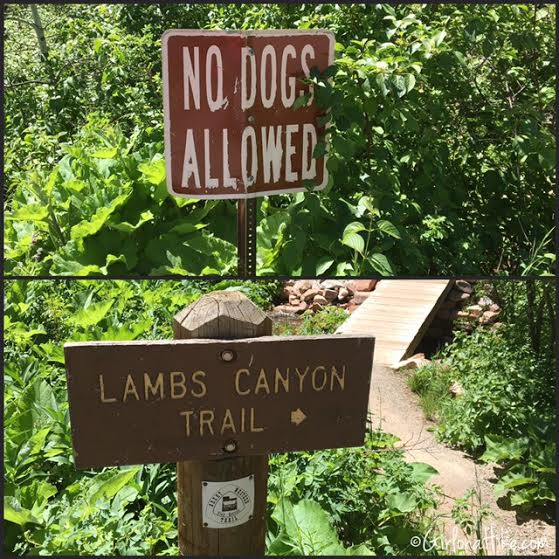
[423,279,475,345]
[274,279,378,315]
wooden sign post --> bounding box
[173,291,271,555]
[64,291,374,556]
[162,30,335,275]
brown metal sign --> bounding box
[64,335,374,468]
[162,30,334,199]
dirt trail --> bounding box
[369,365,555,556]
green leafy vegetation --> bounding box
[267,431,441,555]
[298,306,349,334]
[407,280,556,511]
[5,4,556,276]
[4,279,443,555]
[481,428,555,511]
[275,305,348,336]
[450,486,494,556]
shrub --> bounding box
[267,430,441,555]
[298,306,349,335]
[409,327,554,454]
[481,425,556,511]
[407,313,555,511]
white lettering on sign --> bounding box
[222,129,237,189]
[163,30,334,199]
[182,129,201,188]
[281,45,297,107]
[204,129,219,189]
[285,124,298,183]
[302,123,317,180]
[241,46,256,110]
[96,364,345,439]
[176,125,319,189]
[260,45,277,109]
[261,126,283,184]
[206,45,225,111]
[301,44,315,103]
[183,47,200,110]
[202,476,254,529]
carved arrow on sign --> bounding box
[291,408,307,426]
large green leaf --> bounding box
[7,204,49,222]
[258,210,290,250]
[291,500,345,554]
[404,73,416,93]
[92,147,118,159]
[316,256,335,275]
[386,492,417,513]
[51,251,103,275]
[69,299,114,328]
[86,467,140,509]
[481,435,527,463]
[110,210,154,233]
[139,157,165,185]
[409,462,439,483]
[342,222,366,254]
[4,497,41,526]
[19,480,58,513]
[70,193,131,241]
[369,253,393,275]
[18,380,57,434]
[168,222,208,235]
[271,499,299,545]
[377,220,401,239]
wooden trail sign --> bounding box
[64,291,374,556]
[162,30,334,199]
[65,335,374,469]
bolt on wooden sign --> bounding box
[64,335,374,468]
[162,30,334,199]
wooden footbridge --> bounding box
[337,280,453,366]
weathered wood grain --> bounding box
[337,280,452,364]
[175,291,271,556]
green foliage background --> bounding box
[4,3,556,276]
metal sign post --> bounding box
[237,198,257,277]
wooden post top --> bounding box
[173,291,273,340]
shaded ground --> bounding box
[369,364,555,556]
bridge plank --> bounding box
[337,280,452,365]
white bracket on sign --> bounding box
[201,475,255,529]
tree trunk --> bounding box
[30,4,49,61]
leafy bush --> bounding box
[410,327,554,453]
[267,430,441,555]
[481,426,556,511]
[269,499,373,555]
[5,4,556,275]
[5,118,237,276]
[299,306,349,334]
[4,467,178,556]
[273,305,348,337]
[406,362,449,421]
[407,282,556,512]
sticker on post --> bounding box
[202,475,254,528]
